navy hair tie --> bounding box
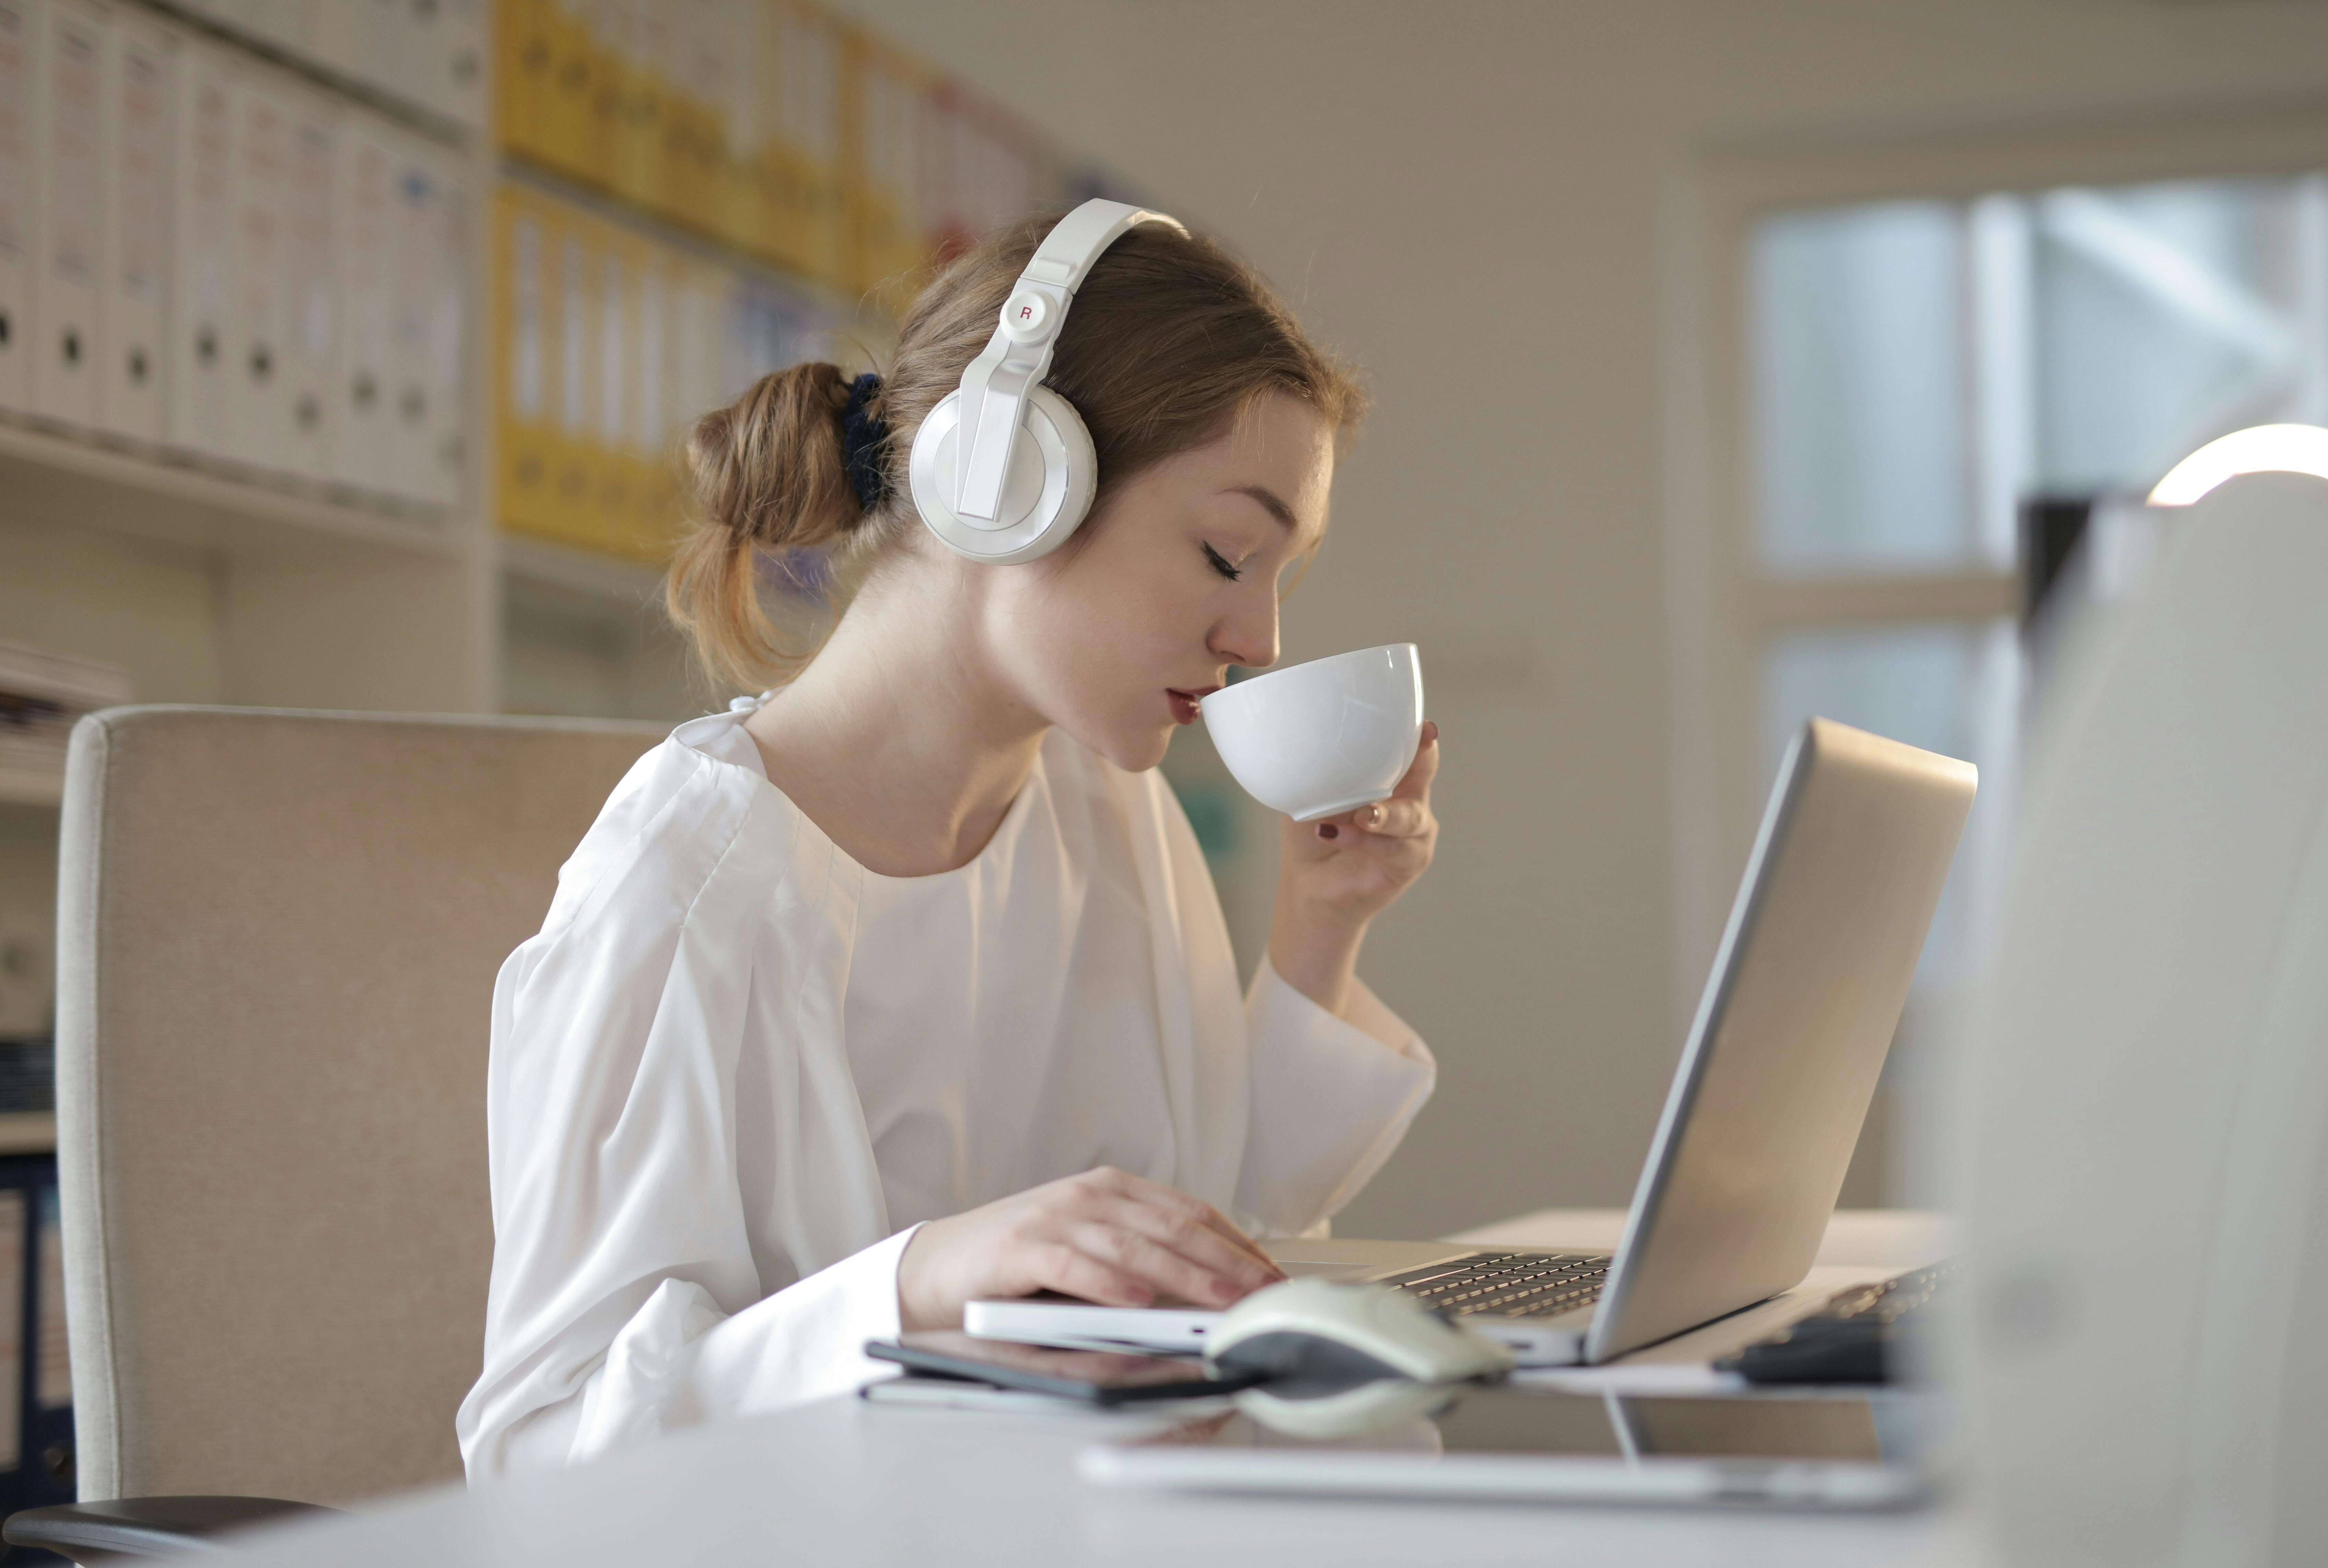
[840,372,890,514]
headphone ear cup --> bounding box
[909,386,1098,564]
[1033,386,1098,543]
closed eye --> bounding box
[1202,543,1243,582]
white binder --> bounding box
[382,127,466,506]
[380,0,483,125]
[95,7,171,444]
[164,31,233,459]
[30,0,106,429]
[0,0,36,414]
[339,0,482,128]
[436,0,487,129]
[416,137,467,507]
[224,57,294,472]
[383,124,431,501]
[332,110,394,496]
[281,80,336,481]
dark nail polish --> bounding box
[1318,823,1338,840]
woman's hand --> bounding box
[1267,721,1441,1016]
[896,1167,1286,1332]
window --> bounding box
[1745,173,2328,993]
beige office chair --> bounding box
[8,706,668,1561]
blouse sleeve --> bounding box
[1133,759,1437,1237]
[1235,956,1437,1236]
[454,786,908,1482]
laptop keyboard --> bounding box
[1374,1251,1613,1320]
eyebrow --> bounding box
[1225,484,1299,532]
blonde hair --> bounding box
[665,212,1367,691]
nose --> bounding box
[1210,587,1279,672]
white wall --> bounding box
[837,0,2328,1238]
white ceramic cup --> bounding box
[1199,644,1425,822]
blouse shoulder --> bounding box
[537,710,782,941]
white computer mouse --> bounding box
[1204,1277,1515,1386]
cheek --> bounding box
[996,573,1184,732]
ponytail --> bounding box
[663,362,885,691]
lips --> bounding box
[1167,686,1223,726]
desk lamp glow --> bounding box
[2147,422,2328,505]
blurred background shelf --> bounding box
[499,536,665,604]
[498,538,699,725]
[0,418,467,563]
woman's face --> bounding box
[982,392,1334,772]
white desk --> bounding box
[215,1210,1977,1568]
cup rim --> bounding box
[1197,643,1417,713]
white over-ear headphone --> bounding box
[909,199,1187,565]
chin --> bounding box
[1072,718,1175,774]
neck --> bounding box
[742,559,1047,877]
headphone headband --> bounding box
[949,199,1186,524]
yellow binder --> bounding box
[537,0,601,185]
[617,225,693,563]
[492,184,557,542]
[606,1,667,215]
[589,221,641,554]
[713,0,774,259]
[551,203,608,550]
[663,1,722,235]
[770,1,844,286]
[844,31,932,315]
[489,0,547,162]
[628,235,685,560]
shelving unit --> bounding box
[0,0,929,733]
[0,419,461,559]
[0,0,1247,1011]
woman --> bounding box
[457,208,1443,1480]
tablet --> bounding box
[864,1331,1262,1406]
[1079,1383,1932,1510]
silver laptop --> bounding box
[968,717,1977,1366]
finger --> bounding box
[1075,1222,1254,1308]
[1108,1199,1282,1293]
[1032,1241,1156,1308]
[1350,798,1432,838]
[1100,1171,1281,1273]
[1391,722,1441,801]
[1306,807,1374,847]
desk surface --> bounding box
[217,1210,1976,1568]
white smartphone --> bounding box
[1079,1384,1933,1510]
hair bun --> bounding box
[666,360,874,690]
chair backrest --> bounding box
[1963,473,2328,1566]
[55,706,667,1505]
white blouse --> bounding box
[455,699,1436,1481]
